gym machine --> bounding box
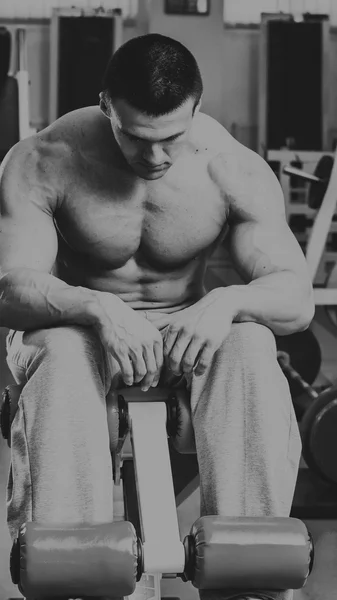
[0,25,35,160]
[277,350,337,486]
[274,151,337,488]
[1,384,314,600]
[283,150,337,326]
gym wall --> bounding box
[1,0,337,151]
[150,1,337,151]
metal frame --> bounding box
[49,7,123,124]
[127,401,185,575]
[268,148,337,305]
[267,150,335,222]
[306,148,337,303]
[114,396,187,600]
[8,26,36,140]
[16,28,30,139]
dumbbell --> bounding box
[277,351,337,485]
[7,386,314,599]
[283,154,334,209]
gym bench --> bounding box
[1,383,314,599]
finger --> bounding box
[194,343,215,377]
[116,352,134,386]
[128,343,148,385]
[167,332,192,375]
[132,355,148,385]
[181,336,204,375]
[140,345,158,391]
[151,338,164,387]
[163,325,180,358]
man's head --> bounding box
[99,33,203,179]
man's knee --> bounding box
[20,324,111,397]
[23,324,101,360]
[225,322,277,359]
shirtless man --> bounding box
[0,34,314,600]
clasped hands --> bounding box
[94,287,237,392]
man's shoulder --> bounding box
[192,112,255,173]
[192,113,278,211]
[192,112,233,152]
[0,112,84,211]
[20,107,106,179]
[2,108,92,170]
[2,128,71,186]
[193,112,265,168]
[38,106,104,150]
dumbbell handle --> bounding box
[283,165,321,183]
[277,351,319,401]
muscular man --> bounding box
[0,34,314,600]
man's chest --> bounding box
[55,164,228,269]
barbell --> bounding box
[283,154,334,210]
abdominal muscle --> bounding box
[53,248,209,314]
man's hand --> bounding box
[155,288,237,377]
[91,292,164,390]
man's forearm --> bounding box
[226,271,315,336]
[0,267,100,331]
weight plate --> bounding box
[275,330,322,394]
[301,385,337,485]
[309,399,337,484]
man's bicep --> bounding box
[0,213,58,277]
[221,146,311,283]
[227,216,311,284]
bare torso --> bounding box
[40,107,231,311]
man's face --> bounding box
[102,97,197,180]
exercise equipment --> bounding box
[1,384,21,447]
[0,26,35,162]
[275,329,322,399]
[1,384,314,599]
[284,155,334,210]
[278,351,337,486]
[283,150,337,320]
[15,28,36,140]
[326,263,337,327]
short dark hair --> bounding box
[102,33,203,116]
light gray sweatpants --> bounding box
[5,315,302,600]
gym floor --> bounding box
[0,309,336,600]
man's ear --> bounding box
[99,92,110,118]
[194,96,202,115]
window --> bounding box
[223,0,336,26]
[0,0,138,20]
